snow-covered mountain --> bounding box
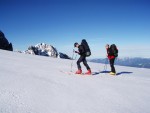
[58,52,71,59]
[0,49,150,113]
[20,43,70,59]
[24,43,58,58]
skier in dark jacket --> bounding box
[106,44,116,75]
[74,42,91,75]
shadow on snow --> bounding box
[116,72,133,76]
[92,71,133,76]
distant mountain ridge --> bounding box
[89,57,150,69]
[16,43,71,59]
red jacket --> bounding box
[106,48,115,60]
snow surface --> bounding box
[0,49,150,113]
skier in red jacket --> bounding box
[105,44,116,75]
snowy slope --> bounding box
[0,49,150,113]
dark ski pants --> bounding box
[109,58,116,73]
[77,56,90,70]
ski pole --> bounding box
[70,49,75,72]
[74,54,77,60]
[104,58,108,72]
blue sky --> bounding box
[0,0,150,58]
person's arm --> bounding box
[106,48,109,57]
[75,51,79,54]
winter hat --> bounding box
[74,42,78,47]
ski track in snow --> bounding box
[0,50,150,113]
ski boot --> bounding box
[75,69,82,74]
[85,69,92,75]
[109,72,116,75]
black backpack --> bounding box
[110,44,118,57]
[81,39,91,57]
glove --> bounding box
[75,51,79,53]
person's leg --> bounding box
[110,58,116,73]
[76,56,84,74]
[83,56,91,75]
[82,57,90,70]
[77,56,83,70]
